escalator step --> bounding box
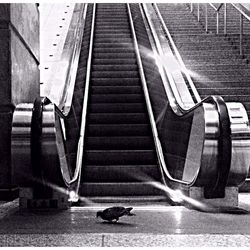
[92,58,137,65]
[93,48,134,53]
[88,103,145,113]
[84,150,157,165]
[92,64,137,71]
[94,34,131,39]
[91,78,140,86]
[82,165,160,182]
[94,42,133,49]
[94,37,133,43]
[91,71,139,78]
[80,182,162,196]
[90,94,144,103]
[88,113,148,124]
[93,52,135,59]
[85,136,154,150]
[86,124,151,136]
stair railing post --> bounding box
[197,3,200,21]
[240,13,243,56]
[205,4,208,32]
[216,11,219,34]
[224,3,227,35]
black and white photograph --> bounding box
[0,1,250,247]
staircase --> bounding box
[80,4,164,202]
[157,3,250,190]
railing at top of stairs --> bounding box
[189,3,250,56]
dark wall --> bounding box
[0,4,39,200]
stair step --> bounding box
[82,165,160,182]
[85,136,154,150]
[196,87,250,96]
[184,59,249,66]
[86,124,151,136]
[193,75,250,81]
[193,68,250,75]
[84,150,156,165]
[187,64,250,70]
[79,182,162,196]
[194,81,250,88]
[200,95,250,103]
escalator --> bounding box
[11,3,250,209]
[154,3,250,190]
[79,3,163,200]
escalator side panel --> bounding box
[64,5,94,173]
[130,4,193,180]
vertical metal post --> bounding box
[240,14,243,56]
[216,11,219,34]
[197,3,200,21]
[190,3,193,13]
[224,3,227,35]
[205,4,208,32]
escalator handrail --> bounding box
[60,4,89,115]
[137,3,233,188]
[47,4,96,189]
[128,3,188,186]
[152,3,201,105]
[68,3,96,191]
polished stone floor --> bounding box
[0,194,250,247]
